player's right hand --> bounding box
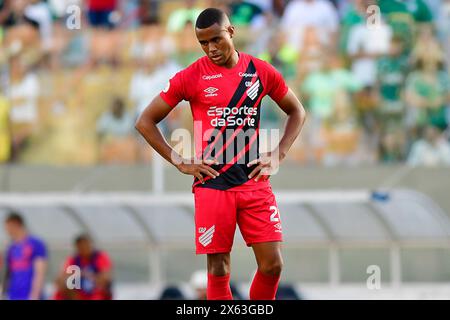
[176,158,220,184]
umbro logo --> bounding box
[199,225,215,247]
[204,87,219,97]
[246,80,260,100]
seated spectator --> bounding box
[0,93,11,163]
[280,0,339,52]
[86,0,118,29]
[229,0,264,28]
[258,30,298,80]
[1,0,39,29]
[338,0,366,54]
[407,125,450,166]
[437,0,450,66]
[24,0,53,51]
[377,36,409,118]
[347,0,392,87]
[405,57,450,131]
[411,25,445,67]
[166,0,202,33]
[379,0,433,54]
[8,54,40,161]
[379,127,407,163]
[189,270,207,300]
[300,55,362,163]
[294,26,324,82]
[301,55,362,122]
[96,97,137,164]
[54,234,113,300]
[321,91,362,166]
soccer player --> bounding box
[136,8,306,300]
[53,234,113,300]
[2,212,48,300]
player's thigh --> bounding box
[194,187,237,254]
[236,187,283,246]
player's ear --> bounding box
[227,25,235,39]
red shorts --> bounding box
[194,186,283,254]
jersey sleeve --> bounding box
[32,238,48,260]
[159,69,189,108]
[264,61,289,104]
[95,251,112,272]
[62,256,75,272]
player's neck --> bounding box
[223,50,239,69]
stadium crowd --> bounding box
[0,0,450,166]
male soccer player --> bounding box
[2,212,48,300]
[136,8,306,300]
[53,234,113,300]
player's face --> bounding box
[76,239,93,257]
[4,221,19,239]
[196,23,235,66]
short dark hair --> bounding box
[5,212,25,226]
[195,8,228,29]
[75,233,92,245]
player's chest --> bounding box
[191,72,263,107]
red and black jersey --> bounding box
[160,52,289,191]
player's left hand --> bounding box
[247,152,280,182]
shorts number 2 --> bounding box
[270,206,280,222]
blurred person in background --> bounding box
[378,0,433,55]
[346,0,392,87]
[436,0,450,66]
[405,56,450,132]
[0,91,11,163]
[190,269,207,300]
[54,234,113,300]
[86,0,118,29]
[321,90,363,166]
[379,127,408,163]
[1,212,48,300]
[166,0,202,33]
[280,0,339,52]
[229,0,271,31]
[294,26,324,81]
[258,30,298,80]
[1,0,41,54]
[0,0,38,29]
[339,0,370,54]
[377,36,409,121]
[301,55,361,162]
[407,124,450,165]
[23,0,53,52]
[96,97,137,164]
[8,54,40,161]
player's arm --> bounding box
[30,257,47,300]
[248,88,306,180]
[1,264,10,300]
[135,95,220,183]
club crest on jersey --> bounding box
[246,80,260,100]
[204,87,219,97]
